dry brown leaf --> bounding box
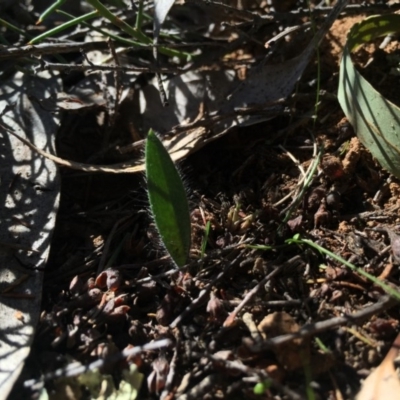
[4,125,209,174]
[257,312,311,371]
[356,333,400,400]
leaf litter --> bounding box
[3,1,400,399]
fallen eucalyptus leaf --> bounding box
[154,0,176,40]
[0,71,61,400]
[145,129,191,267]
[139,70,235,134]
[338,14,400,178]
[356,333,400,400]
[258,312,311,371]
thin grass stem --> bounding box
[36,0,67,25]
[135,0,144,32]
[29,11,99,44]
[200,221,211,259]
[0,18,33,39]
[86,0,189,59]
[289,236,400,301]
[56,10,142,48]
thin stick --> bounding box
[1,122,144,173]
[207,355,303,400]
[24,338,172,385]
[160,339,179,400]
[223,255,303,327]
[253,295,398,351]
[278,145,307,178]
[0,41,110,60]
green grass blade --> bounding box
[287,235,400,301]
[36,0,67,25]
[135,0,144,32]
[0,17,34,40]
[56,10,143,47]
[29,11,99,44]
[145,130,191,267]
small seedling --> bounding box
[253,380,272,395]
[145,129,191,267]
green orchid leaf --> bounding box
[338,14,400,178]
[145,129,191,267]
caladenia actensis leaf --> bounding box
[338,14,400,179]
[145,129,191,267]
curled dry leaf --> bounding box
[207,292,226,323]
[69,275,85,295]
[356,333,400,400]
[68,288,103,310]
[287,215,303,232]
[147,356,170,395]
[95,268,122,291]
[257,311,311,371]
[383,228,400,265]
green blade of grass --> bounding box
[282,148,322,225]
[0,17,67,62]
[56,10,143,48]
[288,235,400,301]
[200,220,211,259]
[29,11,99,44]
[36,0,67,25]
[86,0,149,42]
[86,0,187,59]
[135,0,144,32]
[30,0,189,59]
[145,130,191,267]
[0,17,34,40]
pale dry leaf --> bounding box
[139,70,235,134]
[258,312,311,371]
[153,0,177,105]
[154,0,176,40]
[222,0,348,118]
[4,124,209,174]
[0,71,61,400]
[356,333,400,400]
